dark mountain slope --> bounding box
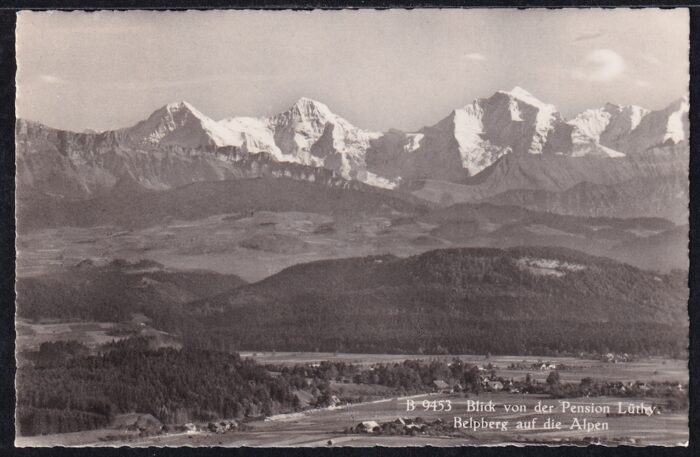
[407,145,688,222]
[610,225,689,273]
[188,246,687,356]
[16,259,246,336]
[483,174,688,224]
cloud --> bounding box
[571,49,626,83]
[463,53,486,61]
[573,30,604,42]
[634,79,651,88]
[38,74,64,84]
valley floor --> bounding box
[16,352,689,448]
[16,392,688,447]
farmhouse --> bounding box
[207,419,238,433]
[485,380,504,392]
[112,413,163,435]
[356,421,380,433]
[432,380,452,393]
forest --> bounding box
[17,338,299,436]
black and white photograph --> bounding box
[13,8,690,447]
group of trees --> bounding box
[17,338,300,436]
[202,319,686,358]
[273,358,485,394]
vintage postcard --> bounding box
[14,8,689,447]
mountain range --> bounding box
[116,88,690,183]
[17,88,688,196]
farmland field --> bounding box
[16,392,687,447]
[15,211,441,282]
[240,351,688,384]
[15,319,181,354]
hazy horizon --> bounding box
[17,9,689,132]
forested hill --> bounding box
[188,246,688,356]
[16,259,246,338]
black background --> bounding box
[0,2,697,456]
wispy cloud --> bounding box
[463,52,486,61]
[38,74,64,84]
[634,79,651,88]
[573,30,604,42]
[571,49,626,83]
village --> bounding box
[112,357,688,442]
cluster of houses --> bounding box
[112,413,164,436]
[431,377,507,394]
[353,417,448,436]
[580,380,685,397]
[507,361,559,370]
[180,419,239,435]
[601,353,633,363]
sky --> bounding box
[16,8,689,132]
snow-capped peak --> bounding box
[157,101,207,119]
[490,87,559,155]
[498,87,551,109]
[663,96,689,143]
[294,96,326,107]
[282,97,338,124]
[165,100,196,111]
[126,100,244,148]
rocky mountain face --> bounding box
[567,97,689,158]
[16,88,689,220]
[368,88,687,182]
[16,118,373,200]
[128,97,390,187]
[367,87,573,181]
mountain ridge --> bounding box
[185,245,688,355]
[18,89,689,189]
[16,89,689,223]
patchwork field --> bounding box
[16,211,441,282]
[15,319,181,354]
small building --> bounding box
[486,380,504,391]
[432,380,452,393]
[207,419,238,434]
[356,421,380,433]
[112,413,164,435]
